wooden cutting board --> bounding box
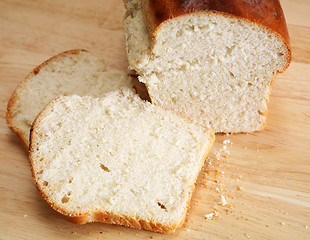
[0,0,309,239]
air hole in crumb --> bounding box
[39,158,44,162]
[157,202,167,211]
[57,122,62,127]
[68,179,72,183]
[61,196,70,203]
[43,181,48,186]
[67,191,71,196]
[37,170,43,174]
[100,164,110,172]
[258,110,264,115]
[277,52,284,57]
[247,83,253,87]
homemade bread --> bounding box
[6,49,133,148]
[124,0,292,133]
[29,90,215,233]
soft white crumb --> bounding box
[24,214,28,218]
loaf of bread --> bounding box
[124,0,292,133]
[6,49,133,148]
[29,90,214,233]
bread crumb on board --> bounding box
[205,211,219,220]
[221,195,228,206]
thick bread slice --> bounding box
[6,49,133,148]
[124,0,291,133]
[29,90,214,234]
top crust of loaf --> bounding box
[143,0,291,69]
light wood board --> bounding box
[0,0,309,239]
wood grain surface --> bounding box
[0,0,309,239]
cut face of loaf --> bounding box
[6,49,133,148]
[124,0,291,133]
[29,90,214,234]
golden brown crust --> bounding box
[6,49,88,150]
[143,0,291,70]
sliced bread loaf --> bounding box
[29,90,214,233]
[124,0,292,133]
[6,49,133,148]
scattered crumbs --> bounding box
[281,222,285,226]
[119,232,122,234]
[23,214,28,218]
[205,213,214,220]
[221,195,228,206]
[306,225,308,229]
[186,228,190,232]
[72,232,77,235]
[243,146,247,150]
[256,149,260,152]
[201,141,238,222]
[285,212,288,215]
[237,186,243,191]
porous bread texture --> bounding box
[29,90,214,234]
[6,49,133,148]
[124,0,291,133]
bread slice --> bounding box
[29,90,214,234]
[124,0,292,133]
[6,49,133,148]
